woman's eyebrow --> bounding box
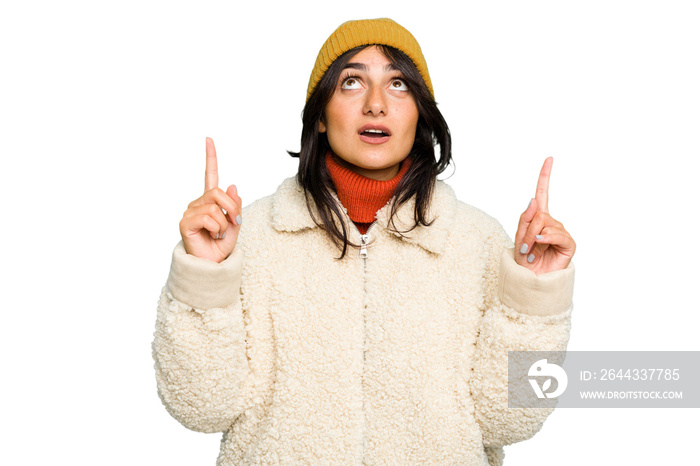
[343,62,399,72]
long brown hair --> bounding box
[288,45,452,259]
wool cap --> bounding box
[306,18,433,102]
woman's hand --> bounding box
[179,137,243,263]
[514,157,575,274]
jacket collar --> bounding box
[270,176,457,255]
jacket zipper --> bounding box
[359,234,369,258]
[359,222,377,259]
[358,222,377,464]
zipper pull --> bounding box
[359,234,368,258]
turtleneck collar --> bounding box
[325,152,412,232]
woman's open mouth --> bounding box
[358,126,391,144]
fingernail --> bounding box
[235,214,242,225]
[527,253,535,263]
[215,233,219,240]
[221,231,226,239]
[535,235,543,240]
[520,243,529,254]
[527,198,533,210]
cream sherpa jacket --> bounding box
[153,176,575,465]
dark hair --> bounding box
[288,44,452,259]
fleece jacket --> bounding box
[152,175,575,465]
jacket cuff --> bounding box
[166,241,242,310]
[497,248,575,316]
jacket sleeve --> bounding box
[470,230,575,448]
[152,241,252,433]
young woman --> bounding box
[153,18,576,465]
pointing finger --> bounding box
[535,157,553,213]
[205,137,219,193]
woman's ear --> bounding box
[318,117,327,133]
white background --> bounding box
[1,0,698,464]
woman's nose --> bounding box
[363,85,387,116]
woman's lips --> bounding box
[358,125,391,144]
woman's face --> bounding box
[319,46,419,181]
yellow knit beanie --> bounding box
[306,18,433,102]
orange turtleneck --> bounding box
[325,152,412,234]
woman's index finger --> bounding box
[205,137,218,192]
[535,157,553,212]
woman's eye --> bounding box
[390,79,408,91]
[341,78,362,90]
